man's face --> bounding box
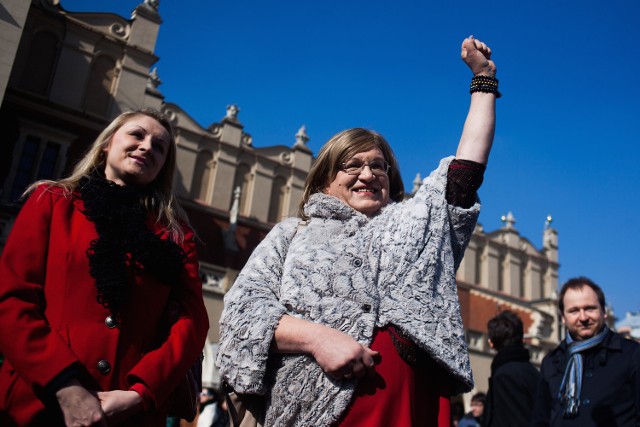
[470,400,484,418]
[561,285,606,341]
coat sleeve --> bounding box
[0,186,81,392]
[127,226,209,409]
[429,156,480,268]
[374,156,480,279]
[215,218,298,394]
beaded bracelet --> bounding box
[470,75,501,98]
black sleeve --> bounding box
[446,159,486,208]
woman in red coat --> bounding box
[0,108,209,426]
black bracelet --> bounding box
[470,75,501,98]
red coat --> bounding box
[0,185,209,426]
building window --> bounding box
[3,128,70,204]
[466,330,486,352]
[200,264,226,293]
[9,138,63,201]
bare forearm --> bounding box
[271,314,320,354]
[271,314,379,379]
[456,35,498,165]
[456,92,496,164]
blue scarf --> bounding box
[558,327,608,417]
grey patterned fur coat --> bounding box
[216,157,479,426]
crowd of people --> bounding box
[1,33,638,427]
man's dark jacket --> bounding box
[531,329,640,426]
[481,344,540,427]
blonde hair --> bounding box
[26,108,188,242]
[298,128,404,218]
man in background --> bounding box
[531,277,640,426]
[458,392,485,427]
[482,310,540,427]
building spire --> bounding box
[143,0,159,11]
[223,104,241,124]
[501,211,516,229]
[293,125,311,153]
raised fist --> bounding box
[461,36,497,77]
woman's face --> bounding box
[324,147,390,216]
[104,115,170,186]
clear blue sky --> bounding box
[63,0,640,319]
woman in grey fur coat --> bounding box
[217,35,499,427]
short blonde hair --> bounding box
[298,128,404,218]
[26,108,187,242]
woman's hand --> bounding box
[55,380,108,426]
[308,325,379,379]
[272,314,379,380]
[461,35,497,77]
[97,390,144,425]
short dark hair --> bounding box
[558,276,606,313]
[471,392,486,405]
[487,310,524,351]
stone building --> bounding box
[455,211,560,401]
[0,0,561,395]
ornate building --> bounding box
[0,0,561,395]
[455,212,560,398]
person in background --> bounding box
[197,388,220,427]
[217,35,500,427]
[481,311,540,427]
[458,392,485,427]
[531,277,640,426]
[0,108,209,426]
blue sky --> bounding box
[63,0,640,318]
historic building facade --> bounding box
[1,0,561,396]
[455,212,560,397]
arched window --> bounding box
[268,176,287,223]
[231,164,251,215]
[18,31,57,96]
[83,56,116,116]
[191,150,213,201]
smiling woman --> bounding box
[217,36,500,427]
[0,108,209,426]
[104,115,171,186]
[324,146,390,216]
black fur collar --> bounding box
[79,172,186,318]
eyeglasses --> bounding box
[339,159,390,176]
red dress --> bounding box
[336,326,451,427]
